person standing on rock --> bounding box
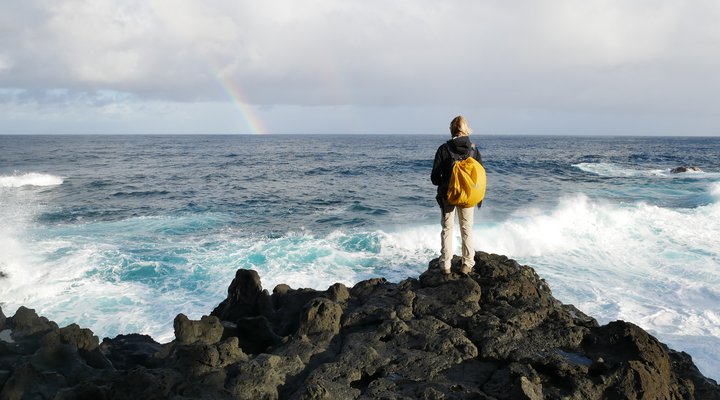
[431,115,483,275]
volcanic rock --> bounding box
[670,166,703,173]
[9,306,58,340]
[100,333,163,369]
[0,252,718,399]
[174,313,224,345]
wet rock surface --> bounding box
[1,251,718,399]
[670,166,703,173]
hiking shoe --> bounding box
[442,267,452,275]
[460,265,473,275]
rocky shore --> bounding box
[1,251,718,399]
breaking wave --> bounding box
[573,162,717,178]
[0,172,64,188]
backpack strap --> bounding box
[469,144,479,160]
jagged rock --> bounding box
[216,337,247,365]
[108,367,184,399]
[229,316,283,354]
[670,166,703,173]
[325,283,350,303]
[0,370,9,388]
[297,298,343,337]
[173,313,224,345]
[0,362,67,400]
[342,278,418,332]
[349,277,388,301]
[225,354,305,399]
[35,323,113,372]
[9,306,58,339]
[415,271,482,326]
[580,320,681,399]
[519,375,544,400]
[0,323,115,398]
[101,334,163,369]
[668,348,720,400]
[0,252,718,399]
[211,269,274,322]
[271,286,323,337]
[173,340,229,377]
[55,381,110,400]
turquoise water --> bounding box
[1,134,719,379]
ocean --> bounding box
[1,134,718,380]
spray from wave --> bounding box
[711,182,720,201]
[0,172,64,188]
[0,172,61,288]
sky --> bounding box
[1,0,720,135]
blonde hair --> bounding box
[450,115,472,137]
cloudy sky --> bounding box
[1,0,719,135]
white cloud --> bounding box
[0,53,11,72]
[1,0,720,133]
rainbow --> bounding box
[209,63,267,135]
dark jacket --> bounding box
[431,136,483,211]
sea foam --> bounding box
[0,172,64,188]
[573,162,719,178]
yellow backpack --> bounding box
[447,147,486,208]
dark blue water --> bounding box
[1,134,719,379]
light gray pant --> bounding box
[440,206,475,271]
